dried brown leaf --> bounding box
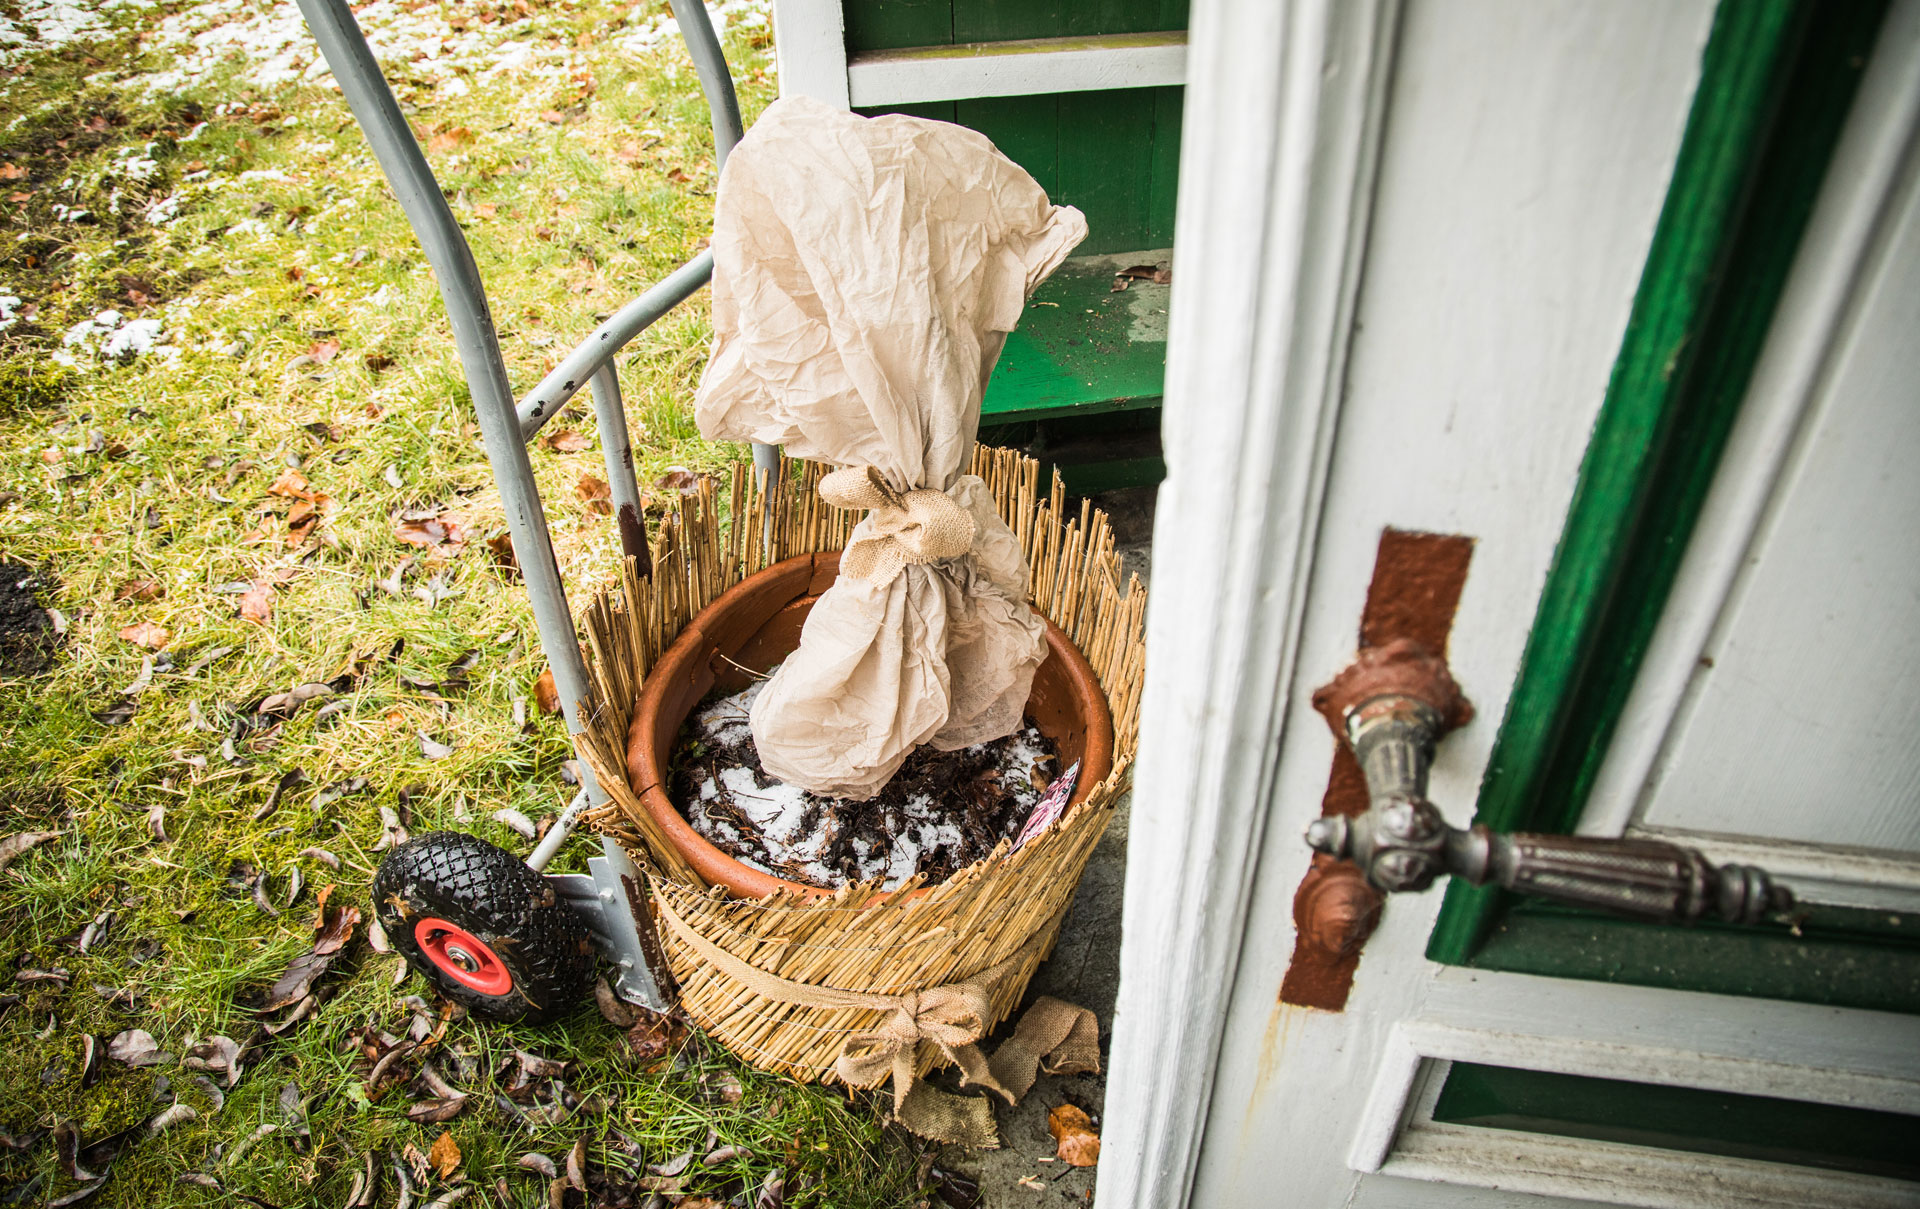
[238,579,275,624]
[115,578,164,603]
[654,466,697,494]
[542,428,590,453]
[393,513,469,554]
[1047,1104,1101,1167]
[118,620,170,649]
[533,669,559,715]
[428,1129,461,1179]
[267,468,315,500]
[575,473,612,514]
[0,831,58,870]
[622,1008,677,1063]
[593,977,637,1028]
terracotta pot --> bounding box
[625,552,1115,901]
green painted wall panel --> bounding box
[861,100,957,124]
[955,94,1060,196]
[845,0,1191,48]
[1147,84,1183,245]
[1057,88,1156,251]
[864,87,1181,255]
[843,0,952,53]
[952,0,1069,42]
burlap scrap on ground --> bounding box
[654,890,1098,1148]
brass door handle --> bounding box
[1303,644,1794,926]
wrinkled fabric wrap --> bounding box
[653,890,1099,1148]
[695,96,1085,799]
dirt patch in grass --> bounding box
[0,563,59,674]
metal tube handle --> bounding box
[1303,681,1795,927]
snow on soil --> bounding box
[684,677,1055,891]
[0,0,154,66]
[0,0,771,94]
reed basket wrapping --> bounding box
[574,447,1147,1083]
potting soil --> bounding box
[669,675,1062,890]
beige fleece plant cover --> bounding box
[694,96,1088,799]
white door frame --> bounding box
[1101,2,1920,1207]
[1096,0,1400,1204]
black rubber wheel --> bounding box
[372,831,595,1024]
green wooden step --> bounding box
[984,248,1170,423]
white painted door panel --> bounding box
[1179,0,1714,1205]
[1633,144,1920,854]
[1101,2,1920,1207]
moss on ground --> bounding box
[0,2,925,1204]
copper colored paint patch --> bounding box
[625,552,1114,903]
[1280,528,1474,1012]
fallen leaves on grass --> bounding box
[418,732,454,760]
[312,777,370,810]
[251,768,309,822]
[655,466,698,494]
[542,428,591,453]
[393,510,470,555]
[0,830,58,870]
[114,578,164,603]
[428,1130,461,1179]
[260,888,360,1014]
[576,473,612,514]
[517,1153,557,1178]
[238,578,276,623]
[267,468,319,501]
[618,1005,681,1064]
[1047,1104,1101,1167]
[485,530,517,573]
[491,808,534,839]
[92,698,139,726]
[256,682,332,718]
[182,1036,245,1088]
[117,620,169,649]
[146,1103,197,1134]
[593,977,636,1027]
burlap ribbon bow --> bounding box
[652,890,1099,1147]
[819,465,978,584]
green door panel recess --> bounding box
[1432,1062,1920,1184]
[843,0,1191,53]
[1425,0,1904,1011]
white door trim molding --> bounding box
[1351,969,1920,1207]
[846,32,1186,107]
[771,0,850,107]
[1383,1121,1919,1209]
[1094,1,1400,1206]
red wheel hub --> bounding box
[414,917,512,995]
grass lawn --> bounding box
[0,0,926,1203]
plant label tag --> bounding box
[1012,761,1079,851]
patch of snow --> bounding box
[144,192,181,225]
[56,307,167,366]
[0,294,24,332]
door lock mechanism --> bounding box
[1304,640,1794,926]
